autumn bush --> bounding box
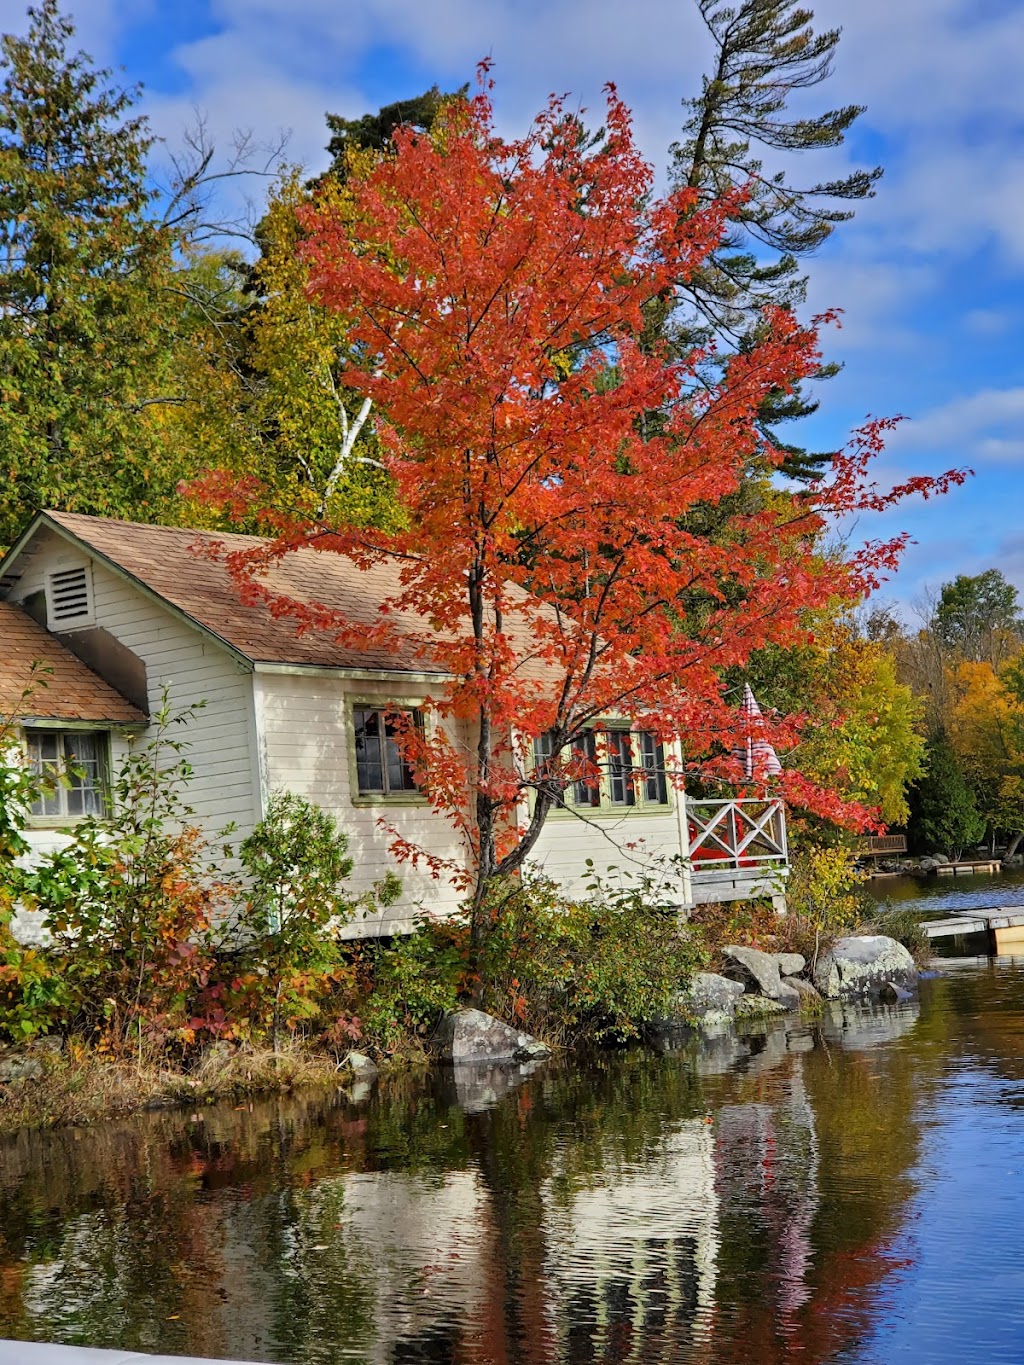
[474,870,706,1046]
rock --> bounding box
[733,995,790,1019]
[0,1055,44,1083]
[813,935,918,1000]
[933,853,950,865]
[436,1009,550,1065]
[775,980,802,1010]
[774,953,806,978]
[26,1034,64,1055]
[783,975,822,1004]
[878,979,915,1004]
[346,1051,379,1079]
[722,945,788,1000]
[202,1040,235,1068]
[919,857,937,871]
[686,972,745,1015]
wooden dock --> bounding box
[928,859,1001,877]
[923,906,1024,953]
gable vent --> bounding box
[46,565,94,629]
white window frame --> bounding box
[24,726,109,823]
[533,724,672,815]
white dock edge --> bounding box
[0,1344,269,1365]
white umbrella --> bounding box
[737,682,782,779]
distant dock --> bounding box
[923,906,1024,953]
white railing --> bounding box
[686,798,788,874]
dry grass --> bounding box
[0,1043,345,1135]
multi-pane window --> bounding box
[27,730,106,819]
[353,707,423,796]
[531,727,669,809]
[639,731,668,804]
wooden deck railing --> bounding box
[686,798,788,874]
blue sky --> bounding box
[3,0,1022,619]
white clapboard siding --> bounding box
[9,528,262,848]
[256,672,469,935]
[528,803,687,902]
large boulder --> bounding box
[686,972,745,1016]
[723,945,789,1001]
[813,935,918,1000]
[436,1009,550,1065]
[774,952,806,978]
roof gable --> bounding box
[3,511,449,675]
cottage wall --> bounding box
[526,802,689,903]
[8,528,263,850]
[255,671,470,935]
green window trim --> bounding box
[532,724,673,817]
[24,727,110,825]
[348,702,430,806]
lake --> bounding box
[3,958,1024,1363]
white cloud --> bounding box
[891,388,1024,462]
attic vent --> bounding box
[46,565,94,629]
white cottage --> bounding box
[0,511,788,934]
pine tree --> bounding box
[0,1,186,544]
[669,0,882,479]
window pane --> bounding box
[27,731,62,817]
[66,733,104,816]
[607,731,636,806]
[641,732,668,804]
[384,713,419,792]
[354,709,385,793]
[572,732,600,807]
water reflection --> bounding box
[4,968,1023,1364]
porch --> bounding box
[684,798,789,911]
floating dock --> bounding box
[923,907,1024,953]
[928,860,1002,877]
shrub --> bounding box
[862,906,930,964]
[352,917,470,1054]
[18,698,232,1056]
[477,869,706,1045]
[222,791,401,1051]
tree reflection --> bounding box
[0,995,948,1365]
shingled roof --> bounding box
[0,602,145,725]
[37,511,450,675]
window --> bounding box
[45,565,94,630]
[531,727,669,810]
[26,730,107,819]
[353,707,424,797]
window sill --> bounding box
[351,794,431,808]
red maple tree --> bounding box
[196,75,964,952]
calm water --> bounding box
[864,865,1024,913]
[4,963,1024,1363]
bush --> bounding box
[15,698,232,1056]
[352,917,470,1054]
[477,869,706,1045]
[862,906,930,964]
[220,791,400,1052]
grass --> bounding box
[0,1042,347,1136]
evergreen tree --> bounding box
[669,0,882,479]
[908,732,986,859]
[322,85,466,180]
[0,1,186,545]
